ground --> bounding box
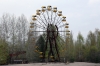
[1,62,100,66]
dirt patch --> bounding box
[1,62,100,66]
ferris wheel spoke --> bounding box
[55,18,62,25]
[60,34,65,37]
[56,18,63,26]
[59,35,66,39]
[46,10,50,22]
[39,16,48,26]
[58,24,65,28]
[55,16,60,25]
[37,20,47,28]
[34,18,45,28]
[43,35,47,41]
[34,25,46,30]
[37,16,47,27]
[51,11,53,24]
[58,35,66,43]
[56,38,65,50]
[57,41,66,49]
[42,12,49,24]
[34,23,46,30]
[53,13,57,24]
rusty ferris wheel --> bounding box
[30,5,70,62]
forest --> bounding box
[0,13,100,64]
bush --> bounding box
[0,40,9,65]
[87,46,100,63]
[0,56,8,65]
[69,57,75,63]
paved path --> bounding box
[1,62,100,66]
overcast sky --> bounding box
[0,0,100,39]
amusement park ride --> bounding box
[30,5,70,62]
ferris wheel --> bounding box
[30,5,70,62]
